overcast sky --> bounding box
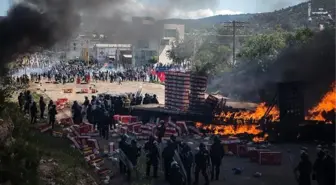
[0,0,308,19]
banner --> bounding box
[157,72,166,82]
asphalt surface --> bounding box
[97,131,334,185]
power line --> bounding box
[216,21,248,64]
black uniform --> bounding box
[323,153,335,185]
[30,102,38,124]
[101,111,110,140]
[313,150,325,185]
[170,161,185,185]
[151,95,159,104]
[119,135,128,174]
[295,152,312,185]
[157,121,166,143]
[48,105,57,129]
[180,143,193,185]
[39,97,46,119]
[18,93,24,111]
[126,140,141,180]
[71,102,82,125]
[86,104,93,124]
[83,97,90,107]
[24,91,32,114]
[47,100,53,111]
[144,136,160,178]
[162,140,176,181]
[194,143,210,185]
[210,137,224,180]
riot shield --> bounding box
[117,149,134,172]
[173,150,187,181]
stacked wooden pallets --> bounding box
[189,74,207,112]
[165,71,190,111]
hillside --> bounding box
[160,14,253,31]
[166,0,335,31]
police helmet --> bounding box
[170,135,176,142]
[170,161,179,169]
[317,149,325,158]
[213,135,220,143]
[121,134,127,141]
[149,135,155,142]
[300,152,309,160]
[199,143,206,149]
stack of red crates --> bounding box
[189,74,207,112]
[165,71,190,111]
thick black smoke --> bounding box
[210,28,335,111]
[0,0,221,76]
[0,1,80,76]
[265,28,335,110]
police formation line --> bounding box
[18,90,159,136]
[119,134,225,185]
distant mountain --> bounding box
[160,14,253,31]
[161,0,335,32]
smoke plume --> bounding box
[0,0,221,75]
[0,0,79,76]
[266,28,335,110]
[210,28,335,111]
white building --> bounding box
[65,34,103,60]
[131,17,160,66]
[158,24,185,65]
[93,44,132,65]
[131,17,185,66]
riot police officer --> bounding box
[162,140,175,181]
[157,121,166,143]
[294,152,312,185]
[323,151,335,185]
[144,135,160,178]
[313,149,326,185]
[180,143,193,185]
[210,136,224,181]
[126,139,141,180]
[194,143,210,185]
[170,161,185,185]
[119,135,128,174]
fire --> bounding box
[215,102,280,122]
[306,82,336,123]
[195,122,267,142]
[252,133,269,142]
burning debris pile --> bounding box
[196,82,336,141]
[214,102,280,123]
[306,82,336,123]
[196,122,268,142]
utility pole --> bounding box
[216,21,247,65]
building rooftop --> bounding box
[94,44,132,48]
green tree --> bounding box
[237,28,315,73]
[166,35,232,76]
[193,43,232,75]
[166,39,194,65]
[147,56,158,64]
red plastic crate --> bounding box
[237,145,248,157]
[259,152,282,165]
[248,149,270,162]
[120,115,132,124]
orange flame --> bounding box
[196,102,278,142]
[306,82,336,123]
[196,122,267,142]
[215,102,280,122]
